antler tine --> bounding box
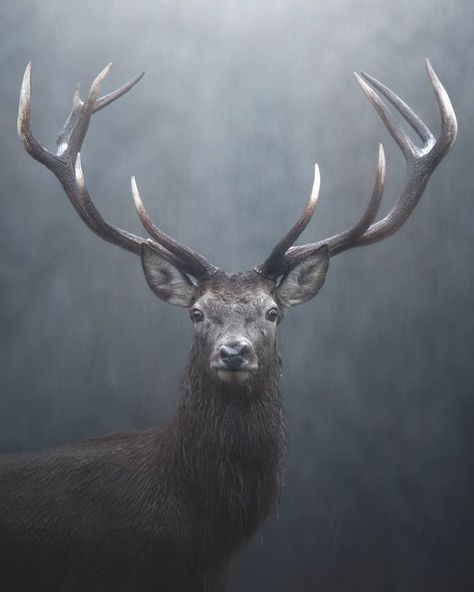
[94,71,145,113]
[256,164,320,278]
[258,61,456,277]
[359,72,433,144]
[131,177,217,278]
[18,63,56,168]
[57,63,113,159]
[325,143,386,256]
[353,72,417,160]
[425,59,458,162]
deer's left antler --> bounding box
[257,60,457,279]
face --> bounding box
[190,272,281,384]
[140,242,329,385]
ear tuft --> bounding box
[275,244,329,307]
[141,243,195,307]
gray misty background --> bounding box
[1,0,473,590]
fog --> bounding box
[1,0,473,589]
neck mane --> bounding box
[172,341,288,558]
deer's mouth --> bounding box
[210,361,258,384]
[216,368,254,384]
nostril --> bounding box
[219,343,250,360]
[239,343,250,358]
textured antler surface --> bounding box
[17,64,218,279]
[257,60,457,280]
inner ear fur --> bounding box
[275,244,329,307]
[141,243,195,307]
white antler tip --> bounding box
[90,64,113,96]
[309,163,321,206]
[425,59,436,78]
[20,63,32,95]
[353,72,372,96]
[131,176,143,211]
[18,64,33,135]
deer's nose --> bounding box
[219,342,251,370]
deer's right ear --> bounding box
[141,243,195,307]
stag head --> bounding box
[141,254,328,385]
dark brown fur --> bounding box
[0,271,289,591]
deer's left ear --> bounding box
[275,244,329,307]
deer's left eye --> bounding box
[266,307,279,322]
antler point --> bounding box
[131,176,144,211]
[354,72,372,95]
[21,63,32,87]
[307,164,321,213]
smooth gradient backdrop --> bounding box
[1,1,473,590]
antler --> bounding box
[17,63,218,279]
[257,60,457,279]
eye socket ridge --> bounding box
[190,308,204,322]
[266,307,279,322]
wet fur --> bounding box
[0,271,289,591]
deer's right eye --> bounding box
[190,308,204,323]
[266,307,279,322]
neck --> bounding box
[172,342,288,553]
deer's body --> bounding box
[1,61,456,590]
[0,273,288,591]
[1,430,185,591]
[0,420,285,591]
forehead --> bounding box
[194,270,275,309]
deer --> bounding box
[0,60,456,591]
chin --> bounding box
[217,369,253,384]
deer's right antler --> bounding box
[18,63,218,279]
